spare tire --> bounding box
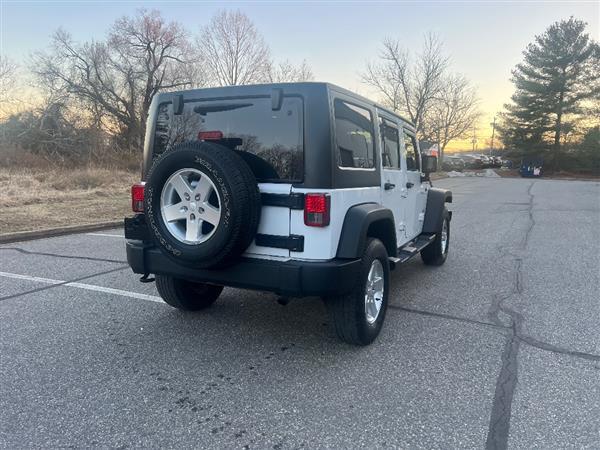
[144,141,261,268]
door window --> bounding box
[380,118,400,169]
[403,131,420,171]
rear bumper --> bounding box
[126,240,360,297]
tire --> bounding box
[421,209,450,266]
[144,141,261,269]
[325,238,390,346]
[155,275,223,311]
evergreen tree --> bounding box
[576,126,600,173]
[499,17,600,168]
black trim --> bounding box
[271,88,283,110]
[422,188,453,234]
[336,203,396,258]
[126,241,359,297]
[260,192,305,209]
[255,234,304,252]
[173,94,184,115]
[124,215,150,241]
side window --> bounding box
[380,118,400,169]
[334,99,375,169]
[403,131,420,171]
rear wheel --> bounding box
[155,275,223,311]
[325,238,389,346]
[421,209,450,266]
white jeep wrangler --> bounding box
[125,82,452,345]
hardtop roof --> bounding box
[158,82,416,131]
[324,83,416,130]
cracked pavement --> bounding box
[1,177,599,448]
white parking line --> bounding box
[0,271,163,303]
[86,233,124,238]
[0,272,63,285]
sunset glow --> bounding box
[1,1,598,151]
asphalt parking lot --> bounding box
[1,177,599,449]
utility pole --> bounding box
[490,115,496,157]
[471,126,477,153]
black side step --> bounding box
[389,234,436,269]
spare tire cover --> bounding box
[144,141,261,269]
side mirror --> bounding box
[422,154,438,174]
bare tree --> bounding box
[197,10,271,86]
[362,34,448,135]
[268,59,314,83]
[33,9,193,150]
[109,10,195,143]
[423,74,480,160]
[0,56,17,102]
[0,56,18,124]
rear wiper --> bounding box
[193,103,252,115]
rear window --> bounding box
[153,97,304,182]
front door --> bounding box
[379,116,410,247]
[401,130,427,239]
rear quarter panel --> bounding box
[289,187,381,260]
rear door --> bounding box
[379,114,410,246]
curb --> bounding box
[430,172,449,181]
[0,221,124,244]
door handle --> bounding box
[406,182,414,189]
[384,182,396,190]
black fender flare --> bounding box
[336,203,397,259]
[422,188,452,234]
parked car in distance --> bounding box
[442,155,466,172]
[461,154,484,169]
[481,155,505,168]
[520,156,544,177]
[479,155,492,168]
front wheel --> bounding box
[155,275,223,311]
[421,209,450,266]
[325,238,390,346]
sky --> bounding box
[1,0,599,150]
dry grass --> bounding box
[0,167,139,234]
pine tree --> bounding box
[499,17,600,168]
[576,126,600,173]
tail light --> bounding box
[304,193,330,227]
[131,183,145,213]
